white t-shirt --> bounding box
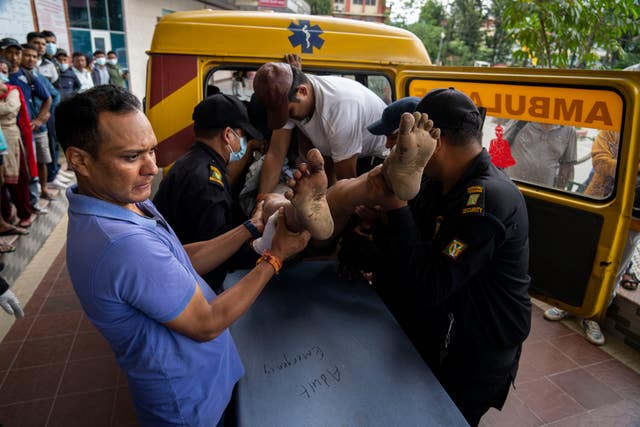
[73,68,94,92]
[286,75,388,162]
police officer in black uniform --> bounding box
[370,89,532,426]
[153,94,263,294]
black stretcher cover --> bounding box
[224,260,468,426]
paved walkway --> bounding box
[0,205,639,426]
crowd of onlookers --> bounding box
[0,30,128,249]
[0,30,129,315]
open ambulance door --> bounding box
[396,67,640,320]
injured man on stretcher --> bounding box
[251,111,438,253]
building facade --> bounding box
[1,0,309,101]
[331,0,386,23]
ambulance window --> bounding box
[205,67,393,106]
[481,116,617,199]
[205,69,255,102]
[407,80,625,199]
[367,75,392,105]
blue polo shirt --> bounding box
[66,187,244,427]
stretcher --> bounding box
[224,260,468,426]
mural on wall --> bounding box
[0,0,35,41]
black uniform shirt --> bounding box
[374,149,532,374]
[153,142,233,292]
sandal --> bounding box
[621,273,639,291]
[0,225,29,236]
[0,243,16,254]
[18,218,32,228]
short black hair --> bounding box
[194,128,224,140]
[72,51,84,59]
[288,67,310,102]
[26,32,44,42]
[93,50,105,57]
[40,30,55,39]
[21,44,37,52]
[107,50,116,56]
[206,85,220,96]
[440,128,483,147]
[56,85,141,157]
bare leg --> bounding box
[261,114,438,239]
[325,112,439,232]
[261,149,334,240]
[381,112,439,200]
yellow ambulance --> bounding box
[146,10,640,320]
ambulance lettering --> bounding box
[469,93,613,127]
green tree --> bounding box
[307,0,331,15]
[485,0,512,65]
[503,0,640,69]
[389,0,427,26]
[448,0,484,62]
[612,31,640,69]
[418,0,444,25]
[391,0,446,63]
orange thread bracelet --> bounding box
[256,250,282,274]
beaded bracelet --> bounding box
[243,220,262,239]
[256,250,282,274]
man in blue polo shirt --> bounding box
[55,85,312,427]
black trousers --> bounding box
[439,369,512,426]
[435,347,520,426]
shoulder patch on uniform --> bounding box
[462,184,485,215]
[443,238,467,259]
[208,162,224,188]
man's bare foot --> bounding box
[381,112,439,200]
[286,149,334,240]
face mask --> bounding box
[36,59,42,67]
[95,57,106,66]
[228,130,247,162]
[45,43,57,56]
[107,58,117,65]
[59,63,69,72]
[0,73,8,83]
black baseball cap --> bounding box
[367,96,421,136]
[192,94,263,140]
[0,38,22,50]
[416,88,482,131]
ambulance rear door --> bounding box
[396,67,640,319]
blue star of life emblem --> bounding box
[288,20,324,54]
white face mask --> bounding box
[228,129,247,162]
[45,43,57,56]
[59,63,69,72]
[95,57,106,66]
[107,58,117,65]
[230,136,247,163]
[0,73,8,83]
